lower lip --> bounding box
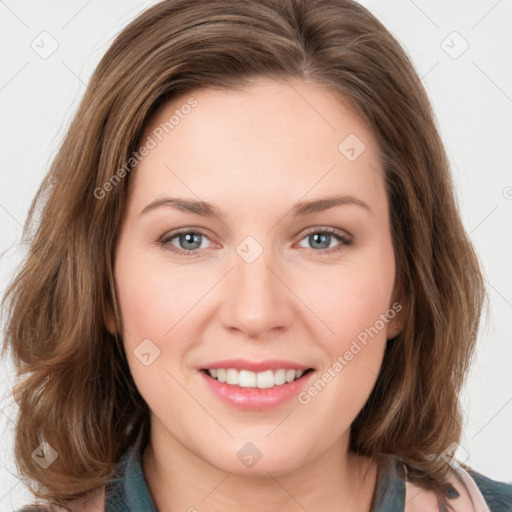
[200,370,314,410]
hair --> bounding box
[1,0,486,509]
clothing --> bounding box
[102,428,512,512]
[18,428,511,511]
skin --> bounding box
[110,77,405,512]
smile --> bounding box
[203,368,312,388]
[200,363,315,410]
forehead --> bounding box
[127,77,386,218]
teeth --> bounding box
[226,368,239,385]
[206,368,308,388]
[256,370,274,389]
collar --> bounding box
[104,431,490,512]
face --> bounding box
[111,77,404,477]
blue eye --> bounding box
[159,230,211,255]
[158,227,352,257]
[297,227,352,253]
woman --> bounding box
[2,0,511,511]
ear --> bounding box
[385,279,408,340]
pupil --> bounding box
[311,233,329,249]
[181,233,201,250]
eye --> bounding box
[296,227,353,254]
[158,227,353,257]
[158,228,214,256]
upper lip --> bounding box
[200,359,313,372]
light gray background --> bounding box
[1,0,511,509]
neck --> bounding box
[142,420,379,512]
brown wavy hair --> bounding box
[1,0,486,508]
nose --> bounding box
[218,241,295,339]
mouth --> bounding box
[201,367,314,389]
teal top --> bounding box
[102,428,512,512]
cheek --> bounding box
[113,245,207,395]
[297,268,391,428]
[302,257,395,345]
[297,246,395,400]
[114,248,196,341]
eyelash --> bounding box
[157,226,353,258]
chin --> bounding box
[202,437,312,477]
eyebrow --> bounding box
[140,194,372,218]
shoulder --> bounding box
[403,462,512,512]
[465,466,512,512]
